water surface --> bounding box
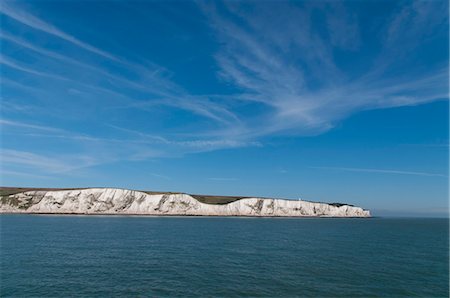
[1,215,448,297]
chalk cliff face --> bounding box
[0,188,370,217]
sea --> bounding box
[0,215,448,297]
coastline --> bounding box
[1,187,371,218]
[0,211,372,218]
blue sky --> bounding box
[0,0,448,216]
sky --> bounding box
[0,0,448,216]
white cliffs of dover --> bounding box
[0,188,371,217]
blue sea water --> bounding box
[0,215,448,297]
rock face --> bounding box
[0,188,370,217]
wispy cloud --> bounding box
[0,170,53,180]
[0,149,100,173]
[0,119,64,132]
[311,166,448,178]
[107,124,260,152]
[0,0,447,177]
[1,4,241,127]
[0,2,119,61]
[200,1,448,137]
[0,118,258,174]
[4,0,445,142]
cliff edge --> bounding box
[0,187,370,217]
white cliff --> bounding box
[0,188,370,217]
